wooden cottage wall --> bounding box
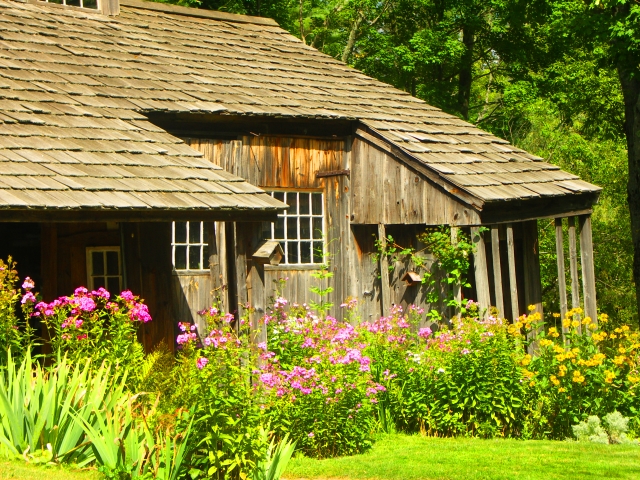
[185,136,353,319]
[350,138,481,226]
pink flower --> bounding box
[91,287,110,300]
[461,348,471,355]
[75,296,96,312]
[418,327,432,339]
[74,287,88,296]
[129,303,151,323]
[22,277,35,290]
[196,357,209,370]
[308,432,314,438]
[120,290,135,302]
[21,292,36,304]
[77,334,88,340]
[75,318,83,328]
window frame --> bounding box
[86,246,122,293]
[36,0,101,11]
[264,189,326,268]
[171,221,209,274]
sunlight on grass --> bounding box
[0,460,100,480]
[285,434,640,480]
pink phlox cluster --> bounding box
[22,277,35,290]
[129,302,152,323]
[340,298,358,310]
[74,287,88,296]
[331,324,358,344]
[91,287,110,300]
[408,304,425,315]
[119,290,135,302]
[21,292,36,304]
[71,296,96,313]
[301,337,316,348]
[274,297,288,309]
[386,334,406,344]
[196,357,209,370]
[418,327,432,339]
[177,323,198,345]
[203,328,239,349]
[461,348,471,355]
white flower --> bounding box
[437,368,445,374]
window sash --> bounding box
[86,247,122,293]
[172,221,208,271]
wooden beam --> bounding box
[208,222,229,312]
[378,224,392,316]
[451,227,462,319]
[579,214,598,326]
[523,220,543,352]
[316,169,350,178]
[506,224,519,321]
[471,227,490,315]
[554,218,569,341]
[490,226,505,317]
[568,216,582,331]
[233,222,249,325]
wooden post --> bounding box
[568,216,582,332]
[490,226,505,317]
[579,215,598,327]
[471,226,490,316]
[506,224,519,321]
[522,220,543,352]
[208,222,228,312]
[233,222,249,325]
[378,224,392,317]
[555,218,569,340]
[451,227,462,319]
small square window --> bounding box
[172,221,209,271]
[86,247,122,293]
[37,0,100,9]
[264,191,325,265]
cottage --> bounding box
[0,0,601,349]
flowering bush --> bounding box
[33,287,148,371]
[0,258,35,360]
[361,302,528,438]
[260,298,379,458]
[522,308,640,439]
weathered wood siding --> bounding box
[350,137,481,226]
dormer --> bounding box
[26,0,119,15]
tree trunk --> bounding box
[457,25,474,120]
[617,63,640,325]
[342,12,364,64]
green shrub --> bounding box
[0,257,35,361]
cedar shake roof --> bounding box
[0,0,601,213]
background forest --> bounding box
[154,0,637,325]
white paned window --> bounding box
[39,0,99,9]
[263,191,325,265]
[172,221,209,271]
[86,247,122,292]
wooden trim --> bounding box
[555,218,569,340]
[568,216,581,330]
[471,227,490,315]
[378,224,392,316]
[0,210,280,223]
[490,226,504,317]
[484,208,594,225]
[120,0,279,25]
[579,215,598,326]
[316,169,350,178]
[506,224,519,321]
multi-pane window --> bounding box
[39,0,99,9]
[86,247,121,292]
[263,191,324,265]
[172,221,209,271]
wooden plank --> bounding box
[522,220,543,352]
[579,214,598,327]
[378,224,392,316]
[316,169,350,178]
[451,227,462,319]
[233,222,249,325]
[506,224,519,321]
[471,226,490,315]
[555,218,569,340]
[490,226,505,317]
[568,216,581,330]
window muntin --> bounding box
[172,221,209,271]
[38,0,99,9]
[264,191,324,265]
[86,247,122,292]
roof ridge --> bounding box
[120,0,279,27]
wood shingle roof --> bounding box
[0,0,601,213]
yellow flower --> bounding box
[553,345,565,354]
[610,334,617,339]
[556,354,566,362]
[571,320,580,328]
[540,339,553,348]
[521,354,532,367]
[619,346,626,354]
[588,323,598,331]
[600,314,609,323]
[558,365,567,377]
[550,375,560,386]
[529,381,535,387]
[582,317,592,325]
[628,375,640,384]
[553,313,561,318]
[615,328,622,334]
[604,370,616,384]
[613,355,626,365]
[563,319,571,329]
[558,387,566,392]
[622,325,630,332]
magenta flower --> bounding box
[22,277,35,290]
[196,357,209,370]
[418,327,432,339]
[74,287,88,296]
[308,432,314,438]
[21,292,36,304]
[120,290,135,302]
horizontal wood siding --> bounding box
[351,137,481,226]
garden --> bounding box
[0,243,640,480]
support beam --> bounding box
[208,222,228,312]
[555,218,569,341]
[490,226,505,317]
[471,226,490,315]
[579,215,598,326]
[451,227,462,319]
[378,224,392,317]
[506,224,519,321]
[523,220,543,352]
[568,216,582,332]
[233,222,249,325]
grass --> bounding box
[284,434,640,480]
[0,459,100,480]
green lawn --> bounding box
[0,460,100,480]
[284,434,640,480]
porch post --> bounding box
[522,220,543,352]
[568,217,582,332]
[377,224,392,316]
[490,226,505,317]
[506,224,519,321]
[555,218,569,341]
[471,226,490,315]
[579,214,598,326]
[208,222,229,312]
